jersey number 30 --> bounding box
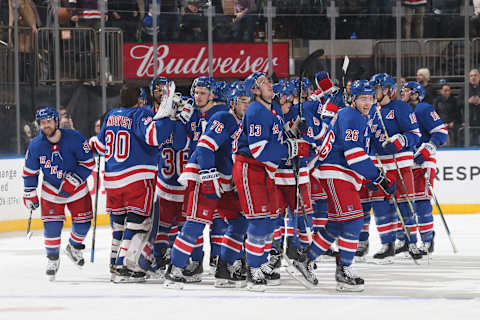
[105,130,130,162]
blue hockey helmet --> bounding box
[369,73,396,88]
[149,76,169,95]
[213,81,229,102]
[350,80,375,99]
[229,82,250,106]
[190,75,216,97]
[302,78,313,90]
[244,72,267,98]
[36,106,59,125]
[402,81,425,101]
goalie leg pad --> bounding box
[110,214,126,266]
[119,214,152,271]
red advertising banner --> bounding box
[123,43,289,79]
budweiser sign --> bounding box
[124,43,289,78]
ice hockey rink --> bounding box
[0,214,479,320]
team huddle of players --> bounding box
[22,70,447,292]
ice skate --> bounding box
[335,263,365,292]
[209,255,218,275]
[419,231,435,256]
[355,240,369,262]
[184,257,203,283]
[64,243,85,267]
[268,249,282,270]
[164,265,186,289]
[46,256,60,281]
[291,253,318,287]
[246,266,267,292]
[394,240,408,255]
[408,243,423,260]
[372,242,394,264]
[260,260,281,286]
[214,259,246,288]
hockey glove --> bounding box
[199,168,223,200]
[175,98,194,124]
[286,139,313,159]
[382,133,407,154]
[316,71,334,93]
[284,116,308,139]
[367,173,396,195]
[414,142,437,165]
[23,188,39,210]
[153,81,176,120]
[59,173,82,197]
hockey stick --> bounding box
[375,154,420,266]
[422,168,458,253]
[26,209,33,239]
[90,152,102,263]
[374,104,421,232]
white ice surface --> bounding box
[0,214,479,320]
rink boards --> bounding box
[1,148,479,233]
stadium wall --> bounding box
[1,148,479,233]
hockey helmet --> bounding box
[402,81,425,101]
[369,73,396,88]
[36,106,59,125]
[350,80,375,99]
[190,75,215,98]
[149,76,169,95]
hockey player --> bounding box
[368,73,422,262]
[293,80,396,292]
[165,76,231,286]
[94,82,176,282]
[400,81,448,255]
[233,72,314,291]
[23,106,95,280]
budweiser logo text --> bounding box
[124,43,289,78]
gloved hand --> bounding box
[199,168,223,200]
[286,139,314,159]
[285,116,308,139]
[153,81,176,120]
[414,142,436,164]
[367,173,396,195]
[382,133,407,153]
[23,188,39,210]
[316,71,334,93]
[59,173,82,197]
[176,98,194,124]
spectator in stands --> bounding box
[403,0,426,39]
[233,0,257,42]
[180,0,206,42]
[108,0,143,43]
[430,0,462,38]
[8,0,39,83]
[434,84,461,146]
[459,68,480,145]
[69,0,105,30]
[400,76,407,88]
[471,0,480,37]
[368,0,394,39]
[59,106,75,129]
[416,68,435,104]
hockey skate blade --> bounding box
[355,256,368,263]
[164,280,184,290]
[246,282,266,292]
[266,279,281,286]
[215,279,247,288]
[369,257,394,265]
[336,282,365,292]
[285,265,316,290]
[47,275,56,282]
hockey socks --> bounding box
[211,218,228,258]
[311,200,328,232]
[221,216,247,265]
[396,202,418,244]
[69,221,90,248]
[373,200,398,244]
[244,218,270,268]
[359,203,372,242]
[415,200,434,243]
[44,220,63,259]
[171,220,205,269]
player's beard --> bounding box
[42,126,58,138]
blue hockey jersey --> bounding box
[234,101,288,178]
[23,129,95,204]
[179,110,239,192]
[313,106,380,191]
[413,102,448,168]
[369,100,421,171]
[95,106,174,189]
